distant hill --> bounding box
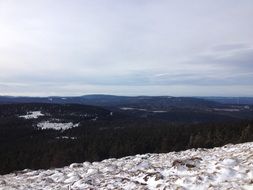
[201,97,253,105]
[0,94,221,109]
[0,95,252,122]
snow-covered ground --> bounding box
[0,142,253,190]
[37,121,79,131]
[120,108,168,113]
[213,108,241,112]
[152,110,168,113]
[19,111,44,119]
[120,107,147,111]
[56,136,77,140]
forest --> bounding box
[0,103,252,174]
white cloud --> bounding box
[0,0,253,96]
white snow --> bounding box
[19,111,44,119]
[37,121,79,131]
[120,108,169,113]
[152,110,167,113]
[0,142,253,190]
[213,108,241,112]
[92,117,98,121]
[120,107,147,111]
[56,136,77,140]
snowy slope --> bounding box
[0,142,253,190]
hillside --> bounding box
[0,95,227,109]
[202,97,253,105]
[1,95,253,122]
[0,142,252,190]
[0,103,253,175]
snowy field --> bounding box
[120,107,147,111]
[19,111,44,119]
[0,142,252,190]
[37,121,79,131]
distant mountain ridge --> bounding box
[0,94,221,108]
[200,97,253,105]
[2,95,253,105]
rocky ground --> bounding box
[0,142,253,190]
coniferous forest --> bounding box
[0,101,252,175]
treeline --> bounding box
[0,117,252,174]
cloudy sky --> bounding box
[0,0,253,96]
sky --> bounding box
[0,0,253,97]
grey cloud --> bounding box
[0,0,253,96]
[151,72,253,86]
[193,47,253,70]
[212,43,251,52]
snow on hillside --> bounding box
[120,107,147,111]
[0,142,253,190]
[37,121,79,131]
[19,111,44,119]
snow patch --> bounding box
[152,110,167,113]
[37,121,79,131]
[120,107,147,111]
[213,108,240,112]
[19,111,44,119]
[56,136,77,140]
[92,117,98,121]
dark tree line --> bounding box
[0,115,252,174]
